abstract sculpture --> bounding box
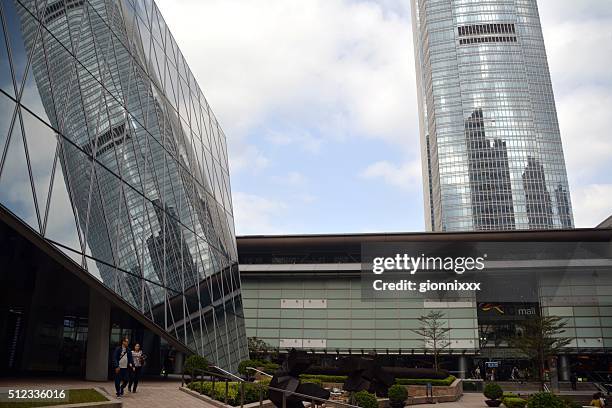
[269,349,330,408]
[343,357,395,397]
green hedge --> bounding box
[526,392,566,408]
[299,374,348,383]
[299,374,456,387]
[503,397,527,408]
[301,378,323,386]
[238,359,279,376]
[187,381,267,406]
[525,393,580,408]
[395,375,456,386]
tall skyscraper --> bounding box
[1,0,246,370]
[411,0,574,231]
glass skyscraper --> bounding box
[0,0,247,370]
[411,0,574,231]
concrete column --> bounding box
[174,351,185,374]
[86,289,111,381]
[558,355,570,382]
[458,356,468,379]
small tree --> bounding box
[184,355,209,382]
[248,337,272,359]
[411,311,450,371]
[483,382,503,401]
[508,315,572,390]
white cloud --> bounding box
[543,19,612,93]
[272,171,307,186]
[557,87,612,181]
[360,160,422,191]
[232,191,288,235]
[156,0,417,147]
[157,0,612,233]
[266,129,323,154]
[571,184,612,228]
[228,144,269,173]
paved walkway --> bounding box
[0,377,214,408]
[0,378,524,408]
[411,393,485,407]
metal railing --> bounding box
[590,371,612,395]
[246,367,273,378]
[182,367,360,408]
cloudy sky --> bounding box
[156,0,612,236]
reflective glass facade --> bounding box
[411,0,574,231]
[0,0,247,370]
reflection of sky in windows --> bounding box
[412,0,574,231]
[0,0,246,370]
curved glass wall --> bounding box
[0,0,247,370]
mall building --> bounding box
[238,224,612,381]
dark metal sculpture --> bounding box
[343,357,395,397]
[269,349,330,408]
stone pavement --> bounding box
[0,377,215,408]
[412,393,485,407]
[0,377,496,408]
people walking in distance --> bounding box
[129,343,146,393]
[511,366,519,381]
[474,365,481,379]
[112,337,134,398]
[570,372,578,391]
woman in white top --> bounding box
[128,343,145,393]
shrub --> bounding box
[184,355,209,378]
[301,378,323,386]
[238,359,279,376]
[503,397,527,408]
[244,382,268,403]
[388,385,408,403]
[560,396,582,408]
[354,390,378,408]
[483,383,503,400]
[395,376,456,386]
[187,381,268,406]
[238,359,261,376]
[526,392,565,408]
[503,392,518,400]
[263,362,280,374]
[300,374,348,383]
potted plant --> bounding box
[483,382,503,407]
[354,390,378,408]
[388,384,408,408]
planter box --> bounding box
[322,382,345,390]
[403,379,463,405]
[180,386,275,408]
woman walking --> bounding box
[128,343,145,393]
